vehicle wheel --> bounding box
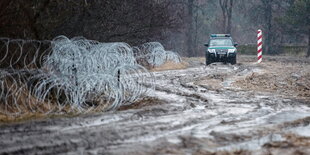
[206,54,212,65]
[230,56,237,65]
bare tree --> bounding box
[186,0,195,57]
[219,0,234,33]
[0,0,182,45]
[281,0,310,57]
[261,0,274,54]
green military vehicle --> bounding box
[204,34,238,65]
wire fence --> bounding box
[0,36,180,116]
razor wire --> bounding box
[0,36,157,116]
[134,42,181,67]
[0,37,180,116]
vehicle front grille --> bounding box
[215,49,228,54]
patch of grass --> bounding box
[0,112,80,124]
[150,61,189,71]
[238,45,307,56]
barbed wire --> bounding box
[1,36,179,116]
[134,42,181,67]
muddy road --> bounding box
[1,56,310,154]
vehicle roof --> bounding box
[210,37,232,39]
[210,34,231,37]
[210,34,233,40]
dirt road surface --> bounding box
[1,56,310,155]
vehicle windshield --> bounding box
[210,39,233,46]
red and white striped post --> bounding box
[257,29,263,63]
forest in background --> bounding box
[0,0,309,57]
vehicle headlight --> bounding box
[208,49,216,53]
[228,49,236,53]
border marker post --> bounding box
[257,29,263,63]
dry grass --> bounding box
[150,60,189,71]
[0,113,45,123]
[182,57,205,63]
[233,61,310,100]
[0,80,58,120]
[0,95,164,123]
[0,111,81,124]
[0,82,84,123]
[261,134,310,155]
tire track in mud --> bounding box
[142,63,310,153]
[0,62,309,154]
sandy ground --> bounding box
[0,55,309,155]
